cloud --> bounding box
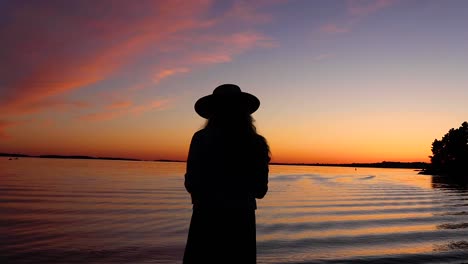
[130,99,172,115]
[153,68,190,84]
[40,119,55,127]
[224,1,274,24]
[0,1,277,119]
[0,57,114,115]
[0,1,212,115]
[2,98,90,115]
[106,101,133,110]
[190,32,275,64]
[191,54,233,64]
[319,0,397,34]
[78,111,125,122]
[227,31,276,49]
[88,31,275,111]
[79,99,171,122]
[0,120,22,139]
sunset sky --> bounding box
[1,0,467,163]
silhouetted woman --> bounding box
[183,84,270,264]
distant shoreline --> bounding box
[0,153,183,163]
[270,162,427,169]
[1,152,427,169]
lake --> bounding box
[1,158,467,263]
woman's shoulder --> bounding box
[192,128,212,144]
[193,128,208,138]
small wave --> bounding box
[359,175,376,180]
[437,222,468,230]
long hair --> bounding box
[204,112,270,157]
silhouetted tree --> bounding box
[429,122,468,176]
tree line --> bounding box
[426,121,468,176]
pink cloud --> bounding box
[1,1,277,121]
[106,101,133,110]
[40,119,55,127]
[191,53,234,64]
[190,32,275,64]
[0,120,22,139]
[224,1,274,24]
[153,68,190,84]
[2,98,90,115]
[130,99,172,115]
[79,111,125,122]
[79,98,171,122]
[0,1,214,116]
[0,57,114,115]
[319,0,397,35]
[227,32,276,49]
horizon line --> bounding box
[0,152,428,168]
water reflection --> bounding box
[431,175,468,256]
[434,240,468,251]
[3,159,468,263]
[437,222,468,230]
[431,175,468,191]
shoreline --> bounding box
[270,161,427,169]
[1,153,427,169]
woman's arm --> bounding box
[184,132,202,194]
[253,139,270,199]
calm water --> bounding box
[1,158,468,264]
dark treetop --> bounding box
[423,121,468,177]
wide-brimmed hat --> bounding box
[195,84,260,119]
